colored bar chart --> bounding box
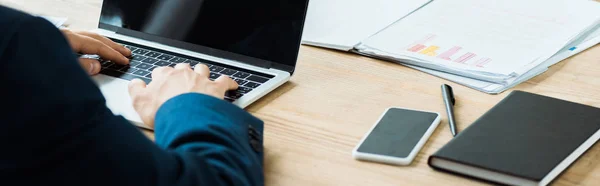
[405,34,436,51]
[419,46,440,56]
[474,58,492,67]
[405,34,492,68]
[454,52,476,63]
[438,46,462,60]
[408,44,426,52]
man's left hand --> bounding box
[60,29,132,75]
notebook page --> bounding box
[301,0,431,51]
[358,0,600,76]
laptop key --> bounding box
[221,69,237,76]
[131,55,147,61]
[119,66,138,74]
[237,87,252,94]
[133,49,149,55]
[144,52,161,58]
[148,65,158,71]
[245,82,260,88]
[209,66,224,73]
[136,63,153,70]
[141,58,159,64]
[124,45,138,51]
[225,91,243,99]
[133,70,150,77]
[232,72,250,79]
[108,64,127,70]
[145,74,152,78]
[246,75,269,83]
[155,61,172,67]
[129,61,141,67]
[209,73,221,80]
[119,74,139,81]
[169,57,187,63]
[100,68,123,77]
[101,61,114,68]
[234,79,248,86]
[157,54,174,61]
[184,60,198,66]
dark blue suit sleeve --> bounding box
[154,93,264,186]
[0,6,263,186]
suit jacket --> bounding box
[0,5,264,186]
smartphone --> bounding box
[352,107,441,165]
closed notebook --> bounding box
[428,91,600,186]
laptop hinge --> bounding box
[271,64,295,75]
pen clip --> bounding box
[444,84,456,105]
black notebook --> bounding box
[428,90,600,186]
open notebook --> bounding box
[302,0,600,94]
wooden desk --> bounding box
[3,0,600,185]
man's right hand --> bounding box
[128,63,239,128]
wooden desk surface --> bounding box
[3,0,600,185]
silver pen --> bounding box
[441,84,458,137]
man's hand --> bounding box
[128,63,239,128]
[60,28,131,75]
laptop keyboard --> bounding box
[99,44,273,102]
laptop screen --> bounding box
[99,0,308,69]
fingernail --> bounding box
[88,62,95,74]
[125,47,131,53]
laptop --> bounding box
[90,0,310,129]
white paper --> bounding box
[40,16,68,27]
[407,26,600,94]
[301,0,431,51]
[357,0,600,78]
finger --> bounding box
[174,63,191,70]
[215,75,239,91]
[128,78,147,98]
[78,58,101,75]
[78,31,132,57]
[60,29,78,48]
[151,66,170,79]
[75,35,130,65]
[194,64,210,77]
